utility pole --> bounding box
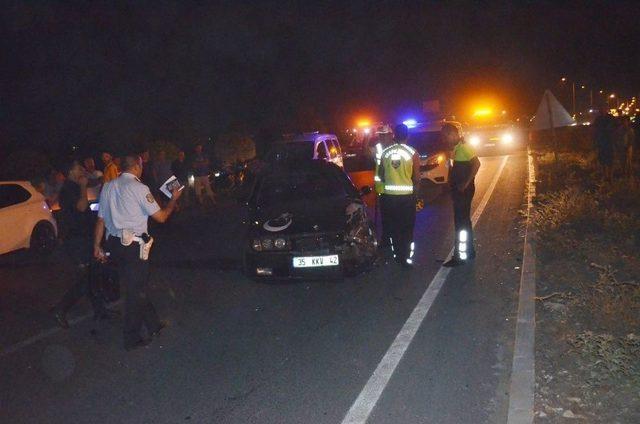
[571,82,576,116]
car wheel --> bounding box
[30,221,56,256]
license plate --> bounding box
[485,143,496,147]
[293,255,339,268]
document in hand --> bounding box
[159,175,185,198]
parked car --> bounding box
[407,120,461,187]
[0,181,58,255]
[242,160,377,280]
[266,132,344,169]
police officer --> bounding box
[376,124,421,266]
[441,123,481,267]
[93,155,182,351]
[373,125,394,246]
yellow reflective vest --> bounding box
[374,143,385,194]
[377,143,416,195]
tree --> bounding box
[213,133,256,164]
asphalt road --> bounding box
[0,152,528,424]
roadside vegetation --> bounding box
[532,149,640,422]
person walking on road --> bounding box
[93,155,182,351]
[192,143,216,207]
[376,123,420,267]
[51,161,108,328]
[442,124,481,267]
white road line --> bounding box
[342,155,509,424]
[506,150,537,424]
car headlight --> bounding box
[501,133,514,144]
[426,154,445,166]
[261,238,273,250]
[469,135,480,146]
[252,239,263,251]
[274,238,287,249]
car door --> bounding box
[314,140,329,162]
[328,139,344,168]
[0,183,33,254]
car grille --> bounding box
[292,234,338,252]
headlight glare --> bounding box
[469,135,480,146]
[502,133,514,143]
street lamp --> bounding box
[560,77,576,116]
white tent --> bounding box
[531,90,575,131]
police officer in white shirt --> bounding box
[93,155,182,351]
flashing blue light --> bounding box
[403,119,417,128]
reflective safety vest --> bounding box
[378,143,416,195]
[450,141,477,187]
[374,143,385,194]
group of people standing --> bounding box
[374,123,480,268]
[48,143,217,350]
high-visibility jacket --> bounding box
[450,141,477,188]
[374,143,385,194]
[378,143,416,195]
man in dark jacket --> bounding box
[51,161,108,328]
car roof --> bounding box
[292,133,338,142]
[410,120,462,133]
[0,181,41,197]
[0,180,34,190]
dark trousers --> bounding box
[106,236,161,347]
[57,236,105,316]
[452,184,476,259]
[380,194,416,261]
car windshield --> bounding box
[266,142,313,162]
[255,167,344,206]
[407,131,446,155]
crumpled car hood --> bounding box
[252,198,348,235]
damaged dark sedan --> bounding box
[242,160,377,280]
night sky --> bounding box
[2,1,639,154]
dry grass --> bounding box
[533,149,640,421]
[567,331,640,387]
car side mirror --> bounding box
[360,185,372,196]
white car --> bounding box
[268,132,345,169]
[407,120,462,186]
[0,181,58,255]
[293,133,344,168]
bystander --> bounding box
[192,143,216,206]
